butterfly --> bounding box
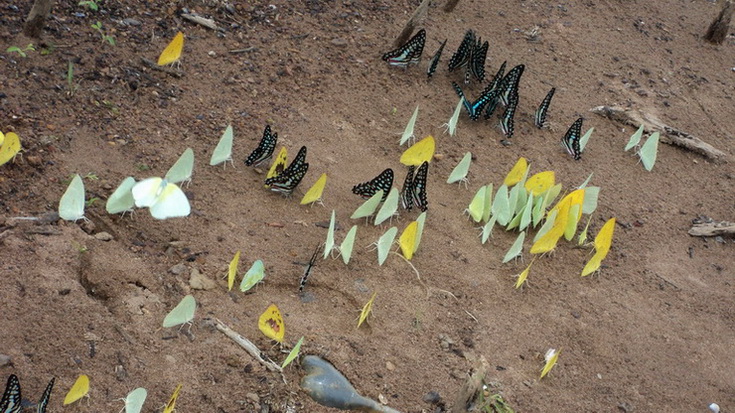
[0,131,21,166]
[210,125,234,166]
[447,152,472,185]
[638,131,660,171]
[282,336,304,368]
[165,148,194,185]
[399,220,419,260]
[400,135,435,166]
[452,82,495,121]
[264,146,309,194]
[245,125,278,167]
[63,375,89,406]
[514,259,535,289]
[162,295,196,328]
[410,161,429,212]
[400,166,415,211]
[323,210,336,259]
[36,377,54,413]
[561,117,584,160]
[382,29,425,67]
[59,174,86,221]
[240,260,265,292]
[158,32,184,66]
[357,292,377,328]
[399,106,419,146]
[426,39,447,78]
[121,388,147,413]
[227,251,240,291]
[1,374,21,413]
[258,304,284,342]
[534,88,556,128]
[351,190,384,220]
[352,168,393,201]
[300,244,321,292]
[502,231,526,263]
[504,157,529,187]
[624,125,645,151]
[300,173,327,205]
[443,97,464,137]
[375,187,400,225]
[581,217,616,276]
[540,348,560,379]
[339,225,358,265]
[498,64,525,106]
[500,88,518,139]
[482,61,507,119]
[132,177,190,219]
[469,39,489,83]
[162,384,182,413]
[376,227,398,266]
[448,30,475,74]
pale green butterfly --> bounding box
[121,388,147,413]
[466,185,486,223]
[506,193,529,231]
[165,148,194,185]
[577,172,594,189]
[240,260,265,292]
[480,215,497,244]
[351,190,384,219]
[106,176,136,215]
[442,97,463,137]
[507,184,521,217]
[59,174,86,221]
[578,215,593,246]
[281,336,304,368]
[132,177,190,219]
[414,211,427,254]
[502,231,526,263]
[447,152,471,185]
[162,295,196,328]
[339,225,358,265]
[400,105,419,146]
[533,209,558,242]
[324,210,336,259]
[374,187,399,225]
[624,125,645,151]
[481,183,493,223]
[639,131,659,171]
[579,127,594,151]
[513,182,527,215]
[581,186,600,215]
[541,183,563,210]
[376,226,398,266]
[209,124,234,166]
[531,194,546,227]
[518,192,534,231]
[491,185,511,226]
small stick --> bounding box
[181,12,222,31]
[393,0,431,48]
[209,317,283,373]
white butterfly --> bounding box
[59,174,86,221]
[132,177,190,219]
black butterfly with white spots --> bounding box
[245,125,278,167]
[382,29,426,67]
[352,168,394,201]
[562,118,584,160]
[264,146,309,194]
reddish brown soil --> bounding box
[1,0,734,412]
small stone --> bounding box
[385,361,395,371]
[617,401,634,412]
[0,354,11,367]
[331,38,348,46]
[189,268,217,290]
[94,232,113,241]
[422,391,441,404]
[246,392,260,403]
[122,18,141,26]
[169,263,187,275]
[433,153,445,161]
[26,155,42,166]
[378,393,388,405]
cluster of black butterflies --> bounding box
[381,28,586,160]
[351,161,429,212]
[1,374,54,413]
[244,125,310,195]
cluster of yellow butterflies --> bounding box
[62,374,182,413]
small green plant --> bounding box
[136,164,150,171]
[6,44,36,58]
[67,61,80,97]
[84,172,99,180]
[91,21,115,45]
[78,0,99,11]
[85,197,100,207]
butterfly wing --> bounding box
[258,304,284,342]
[340,225,358,265]
[0,132,21,166]
[162,384,182,413]
[245,125,278,166]
[36,377,54,413]
[210,125,234,165]
[561,118,584,160]
[351,190,384,219]
[59,174,86,221]
[447,152,472,184]
[352,168,394,200]
[502,231,526,263]
[149,181,190,219]
[375,187,400,225]
[163,295,196,328]
[124,388,147,413]
[625,125,645,151]
[411,161,429,212]
[158,32,184,65]
[300,173,327,205]
[1,374,21,413]
[240,260,265,292]
[427,39,447,78]
[500,89,519,138]
[448,30,475,71]
[265,163,309,194]
[281,336,305,368]
[132,177,164,208]
[228,251,240,291]
[399,221,419,260]
[377,227,398,265]
[63,375,89,406]
[324,210,336,259]
[534,88,556,128]
[382,29,426,67]
[165,148,194,184]
[639,132,659,171]
[400,166,415,210]
[469,40,488,82]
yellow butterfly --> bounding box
[504,157,528,187]
[540,348,560,379]
[300,173,327,205]
[265,147,288,188]
[258,304,285,342]
[581,217,616,276]
[158,32,184,66]
[63,374,90,406]
[399,135,435,166]
[0,132,21,166]
[357,292,377,328]
[227,251,240,291]
[163,384,182,413]
[531,197,570,254]
[524,171,555,196]
[515,258,535,289]
[399,221,418,260]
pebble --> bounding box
[422,391,441,404]
[385,361,395,371]
[331,38,348,46]
[0,354,11,367]
[94,232,113,241]
[122,18,141,26]
[169,263,187,275]
[189,268,217,290]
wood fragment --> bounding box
[181,12,222,31]
[704,0,735,44]
[23,0,54,38]
[208,317,283,373]
[393,0,431,48]
[688,221,735,237]
[451,355,489,413]
[229,47,258,54]
[140,57,184,78]
[590,105,728,162]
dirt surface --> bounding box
[1,0,734,412]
